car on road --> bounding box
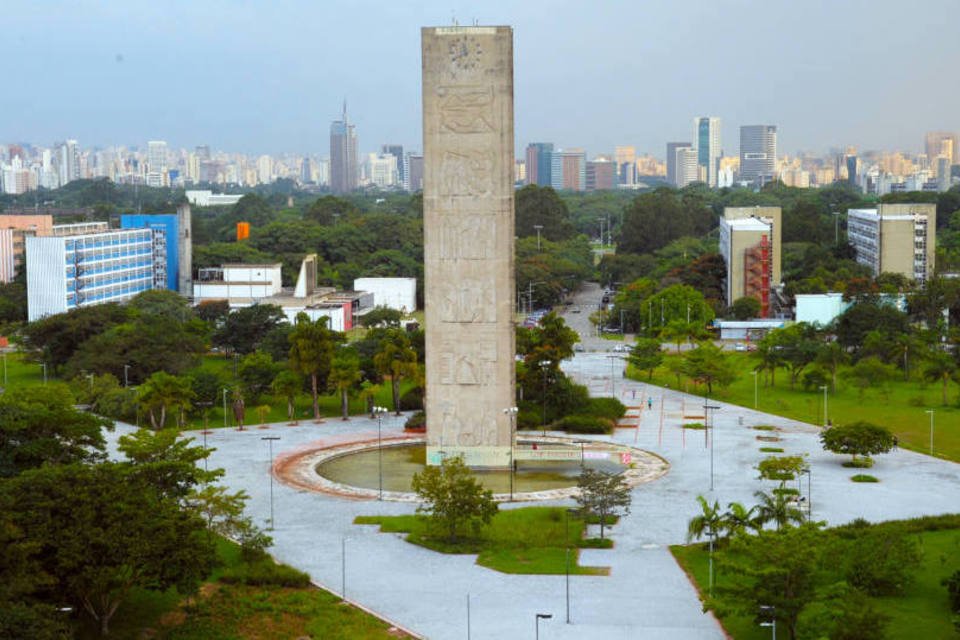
[613,343,628,353]
[571,307,581,313]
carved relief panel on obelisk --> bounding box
[422,26,515,467]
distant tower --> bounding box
[330,102,358,194]
[693,117,721,187]
[666,142,692,187]
[381,144,405,184]
[177,202,193,297]
[739,125,777,186]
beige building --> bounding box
[0,214,54,282]
[847,203,936,285]
[719,207,782,316]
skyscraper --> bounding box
[146,140,168,188]
[693,117,721,187]
[58,140,80,187]
[330,103,358,194]
[550,149,586,191]
[666,142,692,186]
[524,143,553,186]
[381,144,404,184]
[675,147,699,188]
[739,125,777,185]
[614,145,636,186]
[403,152,423,192]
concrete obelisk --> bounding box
[422,26,515,467]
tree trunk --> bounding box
[287,397,295,422]
[392,377,401,415]
[311,374,320,421]
[340,389,349,420]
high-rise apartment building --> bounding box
[719,207,782,316]
[693,117,721,187]
[674,146,699,188]
[381,144,404,184]
[146,140,168,188]
[365,153,398,188]
[739,125,777,185]
[0,214,54,283]
[847,203,936,285]
[524,143,554,186]
[403,153,424,192]
[925,131,958,166]
[58,140,80,187]
[256,155,273,184]
[550,149,586,191]
[666,142,692,187]
[330,104,358,194]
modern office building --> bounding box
[381,144,404,184]
[586,159,616,191]
[403,153,424,192]
[26,226,165,321]
[666,142,692,186]
[330,104,358,194]
[674,146,699,188]
[120,210,190,293]
[58,140,80,187]
[739,125,777,185]
[550,149,587,191]
[719,207,782,316]
[524,143,554,186]
[847,203,936,285]
[693,117,721,187]
[0,214,54,282]
[614,145,636,186]
[146,140,168,188]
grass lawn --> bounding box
[75,536,407,640]
[0,349,47,388]
[356,507,610,575]
[628,352,960,463]
[671,527,960,639]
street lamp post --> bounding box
[704,403,720,492]
[503,407,518,500]
[751,371,758,409]
[606,354,620,399]
[802,467,812,521]
[123,364,130,388]
[374,406,388,500]
[926,410,935,456]
[564,508,578,623]
[535,613,553,640]
[759,605,776,640]
[261,436,280,531]
[707,525,716,598]
[819,385,828,427]
[222,387,230,428]
[541,361,553,436]
[533,224,543,251]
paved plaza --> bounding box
[107,352,960,640]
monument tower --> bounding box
[422,26,515,467]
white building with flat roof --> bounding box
[353,277,417,313]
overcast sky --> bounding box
[4,0,959,158]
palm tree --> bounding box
[373,329,419,416]
[270,370,301,424]
[815,341,847,392]
[329,348,362,420]
[924,352,957,407]
[721,501,761,539]
[138,371,194,429]
[753,490,805,531]
[686,495,723,543]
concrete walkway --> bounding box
[105,352,960,640]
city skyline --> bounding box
[3,1,960,157]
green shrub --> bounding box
[516,406,541,430]
[578,397,626,420]
[943,570,960,613]
[842,458,874,469]
[683,422,706,430]
[399,387,424,411]
[851,474,878,483]
[552,415,614,434]
[907,395,927,407]
[220,560,311,588]
[584,514,620,526]
[577,538,614,549]
[833,525,921,596]
[404,410,426,430]
[759,447,784,453]
[753,425,777,431]
[772,487,800,496]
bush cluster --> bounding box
[551,415,614,434]
[399,387,424,411]
[220,560,311,588]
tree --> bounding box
[238,351,280,402]
[923,352,957,406]
[0,385,110,478]
[20,303,129,372]
[628,337,664,380]
[329,347,362,420]
[687,494,723,543]
[514,184,575,241]
[288,313,341,421]
[138,371,195,429]
[831,523,920,596]
[816,341,848,392]
[820,421,895,466]
[213,304,287,355]
[797,584,891,640]
[1,463,216,636]
[722,502,762,539]
[715,525,824,640]
[117,427,220,500]
[766,323,822,389]
[195,299,231,325]
[411,455,498,543]
[359,305,403,328]
[757,455,807,484]
[619,187,714,255]
[841,357,896,401]
[682,341,738,395]
[305,195,358,225]
[575,468,632,539]
[373,328,419,415]
[730,296,761,320]
[754,490,806,531]
[271,369,302,423]
[643,284,715,336]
